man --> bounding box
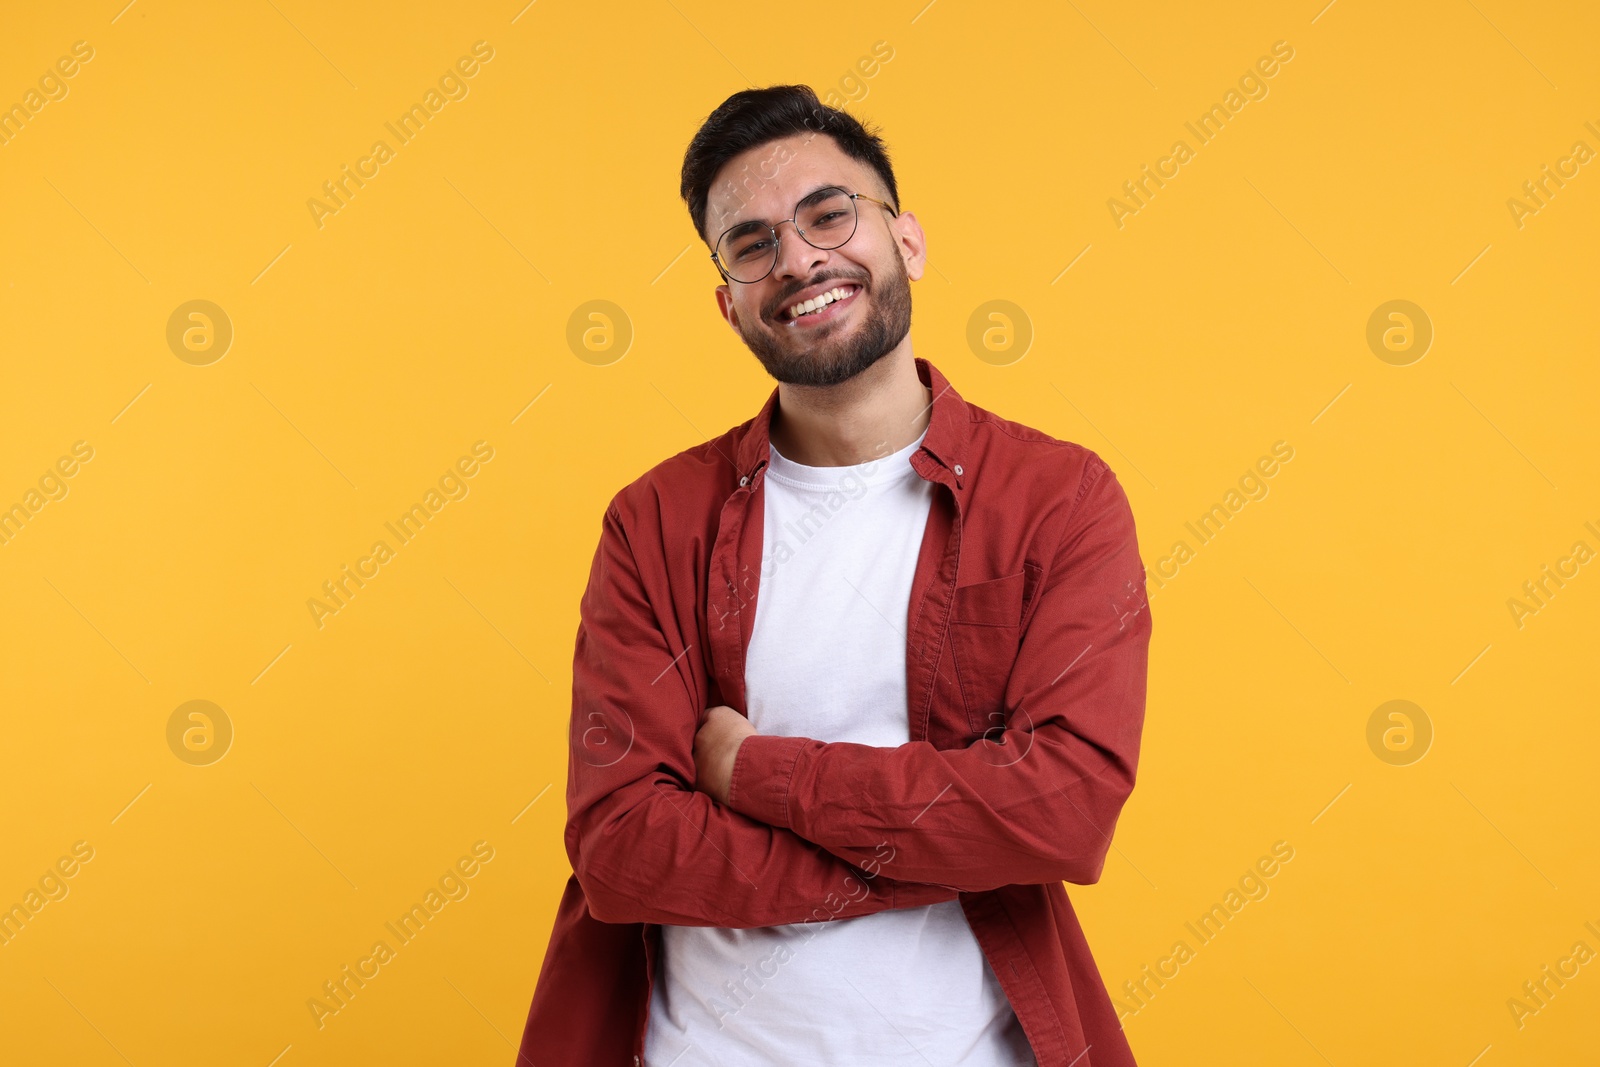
[518,85,1151,1066]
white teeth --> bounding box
[787,285,856,319]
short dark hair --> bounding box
[680,84,901,246]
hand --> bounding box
[693,704,756,805]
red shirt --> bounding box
[518,356,1152,1066]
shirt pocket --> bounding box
[948,569,1027,737]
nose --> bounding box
[772,218,828,281]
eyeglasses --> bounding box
[710,185,899,284]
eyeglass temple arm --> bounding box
[852,193,900,216]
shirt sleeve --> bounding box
[725,458,1151,893]
[564,498,960,927]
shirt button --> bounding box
[739,475,749,486]
[953,464,964,476]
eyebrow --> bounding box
[718,183,844,238]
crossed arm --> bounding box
[564,500,958,929]
[566,460,1150,925]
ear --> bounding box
[714,283,744,334]
[891,211,927,282]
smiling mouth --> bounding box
[780,284,862,327]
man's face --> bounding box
[705,133,925,388]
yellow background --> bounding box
[2,0,1596,1063]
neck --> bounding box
[768,350,932,467]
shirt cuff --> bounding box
[725,734,809,829]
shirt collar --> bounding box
[734,356,970,486]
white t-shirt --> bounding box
[644,427,1036,1066]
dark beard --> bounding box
[738,254,912,388]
